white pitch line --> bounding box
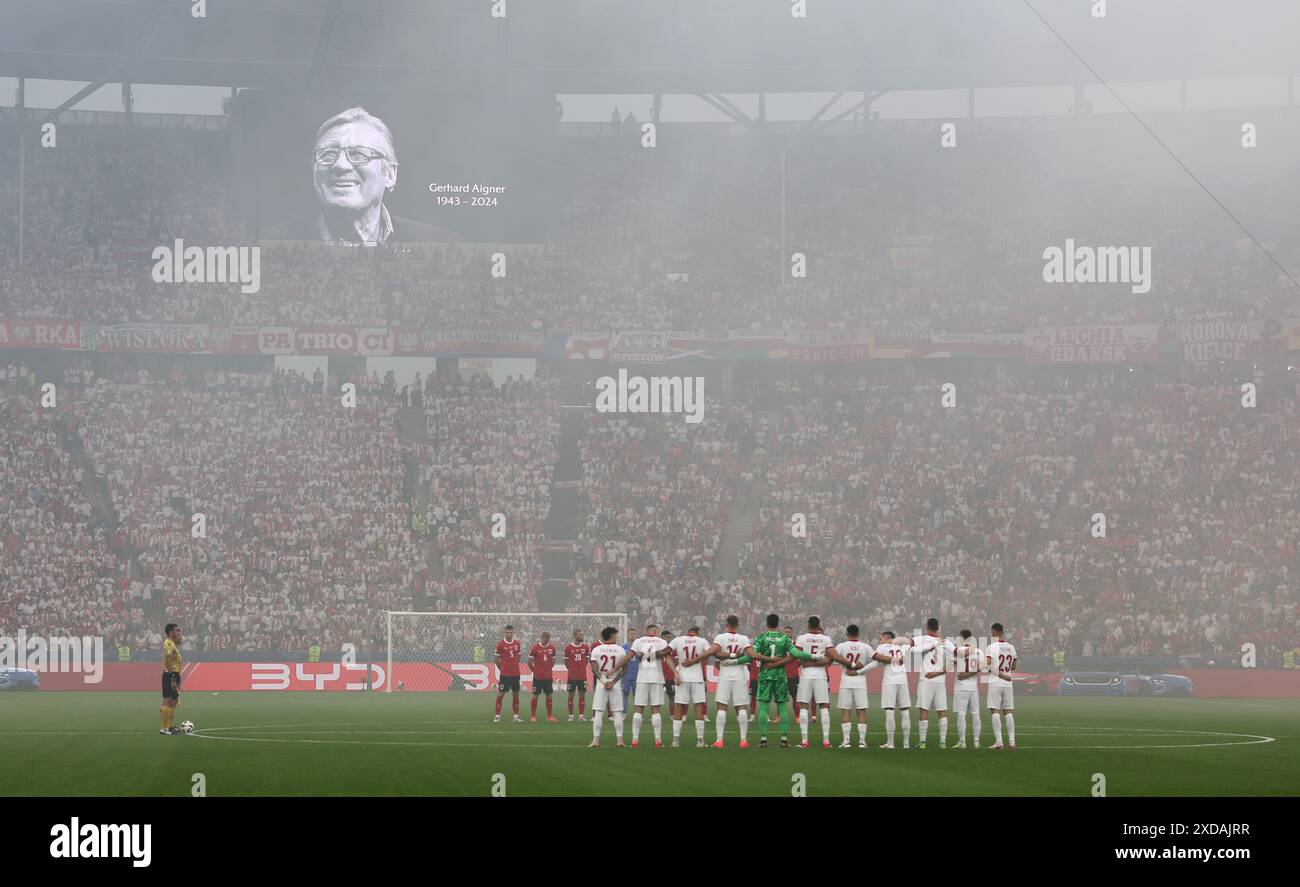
[187,723,1276,751]
[190,734,569,749]
[207,729,569,736]
[0,731,152,736]
[0,724,1278,751]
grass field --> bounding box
[1,692,1298,796]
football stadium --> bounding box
[0,0,1297,863]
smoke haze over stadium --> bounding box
[0,1,1296,857]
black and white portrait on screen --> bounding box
[264,106,455,244]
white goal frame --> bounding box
[384,611,629,693]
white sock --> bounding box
[857,720,868,743]
[885,710,896,745]
[841,723,851,743]
[991,712,1003,744]
[672,718,683,740]
[819,707,832,745]
[957,711,966,743]
[919,718,929,743]
[737,708,749,743]
[901,710,911,746]
[651,713,662,742]
[592,711,603,740]
[1005,713,1015,745]
[632,712,643,742]
[939,715,948,745]
[799,708,810,743]
[613,715,624,741]
[715,710,727,743]
[973,714,982,744]
[695,719,706,741]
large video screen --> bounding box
[230,88,564,243]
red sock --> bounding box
[546,696,553,716]
[579,694,585,715]
[568,695,574,715]
[495,696,503,715]
[530,697,538,717]
[512,696,520,715]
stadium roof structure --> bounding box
[2,0,1298,98]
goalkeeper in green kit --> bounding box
[738,613,819,748]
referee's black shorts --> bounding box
[162,671,181,700]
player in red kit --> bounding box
[529,631,559,722]
[660,630,678,708]
[494,625,523,723]
[564,629,591,722]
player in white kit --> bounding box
[913,617,955,749]
[952,629,983,749]
[833,624,878,748]
[588,626,629,747]
[698,614,768,747]
[872,631,914,749]
[628,624,674,748]
[985,622,1018,750]
[794,616,854,749]
[668,626,711,747]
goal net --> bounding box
[385,611,628,692]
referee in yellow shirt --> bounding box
[160,623,183,735]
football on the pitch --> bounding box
[179,721,195,734]
[397,680,405,690]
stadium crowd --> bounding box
[2,120,1298,332]
[419,372,560,614]
[727,375,1090,642]
[0,380,145,645]
[569,401,756,623]
[0,357,1295,665]
[72,365,421,653]
[1,113,1297,669]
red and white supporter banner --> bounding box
[0,318,80,349]
[1026,324,1160,364]
[1177,321,1262,362]
[7,318,1292,364]
[78,323,215,353]
[261,326,360,356]
[418,329,545,355]
[562,333,610,360]
[920,332,1025,358]
[225,326,542,356]
[788,329,871,363]
[610,331,667,364]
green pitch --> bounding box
[1,692,1297,796]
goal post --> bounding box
[384,611,628,692]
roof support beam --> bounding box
[794,90,844,137]
[24,79,109,133]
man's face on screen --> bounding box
[313,121,395,213]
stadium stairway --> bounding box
[996,426,1099,600]
[711,408,780,583]
[398,405,428,444]
[55,414,118,533]
[713,507,757,583]
[712,468,767,584]
[1045,428,1099,539]
[396,406,438,587]
[57,411,158,611]
[537,409,585,610]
